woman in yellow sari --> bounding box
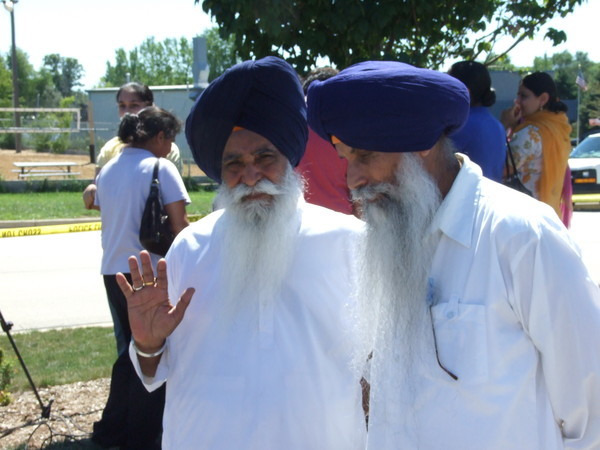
[501,72,572,223]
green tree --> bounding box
[199,0,583,73]
[42,53,84,97]
[7,48,34,107]
[101,37,193,86]
[0,58,12,108]
[202,27,239,82]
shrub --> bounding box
[0,348,13,406]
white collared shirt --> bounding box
[367,155,600,449]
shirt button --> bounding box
[446,311,455,319]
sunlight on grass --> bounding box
[0,327,116,392]
[0,191,216,221]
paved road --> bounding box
[0,210,599,332]
[0,230,111,332]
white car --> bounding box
[569,133,600,196]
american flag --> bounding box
[576,70,588,91]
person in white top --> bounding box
[115,56,367,450]
[307,61,600,449]
[92,106,190,449]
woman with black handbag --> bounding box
[92,106,190,449]
[501,72,572,226]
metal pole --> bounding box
[8,3,21,152]
[577,85,581,144]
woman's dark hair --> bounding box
[521,72,568,113]
[116,82,154,104]
[302,66,339,94]
[448,61,496,107]
[118,106,181,146]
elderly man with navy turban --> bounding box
[307,61,600,449]
[116,56,367,449]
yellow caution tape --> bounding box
[0,222,102,238]
[0,214,206,239]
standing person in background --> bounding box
[83,82,184,356]
[501,72,572,222]
[83,82,183,210]
[91,106,190,450]
[447,61,507,182]
[296,67,353,214]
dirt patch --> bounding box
[0,149,206,182]
[0,378,109,449]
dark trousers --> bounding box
[93,274,165,449]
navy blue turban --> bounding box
[185,56,308,182]
[307,61,469,152]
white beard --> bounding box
[351,152,442,439]
[213,165,304,319]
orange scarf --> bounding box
[513,110,572,217]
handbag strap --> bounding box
[152,158,160,185]
[505,139,519,176]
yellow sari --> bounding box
[513,110,572,217]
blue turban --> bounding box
[185,56,308,183]
[307,61,469,152]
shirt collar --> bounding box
[429,153,481,248]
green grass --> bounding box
[0,190,216,221]
[0,327,116,392]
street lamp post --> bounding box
[3,0,21,153]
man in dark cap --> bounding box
[115,56,367,449]
[307,61,600,449]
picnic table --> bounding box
[12,161,80,179]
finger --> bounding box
[116,272,134,298]
[154,259,168,290]
[139,251,156,286]
[171,288,195,323]
[128,254,144,290]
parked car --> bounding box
[569,133,600,195]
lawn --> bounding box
[0,327,115,393]
[0,190,216,221]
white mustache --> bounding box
[351,182,396,203]
[229,178,283,203]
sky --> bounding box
[1,0,599,91]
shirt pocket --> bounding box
[431,297,488,385]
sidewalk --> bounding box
[0,228,112,332]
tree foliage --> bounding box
[201,27,239,82]
[101,32,238,87]
[102,37,194,87]
[199,0,583,74]
[42,54,84,97]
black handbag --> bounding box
[503,140,533,197]
[139,159,174,256]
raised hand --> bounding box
[116,250,194,356]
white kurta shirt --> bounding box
[367,155,600,450]
[131,200,367,450]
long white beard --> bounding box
[214,165,303,319]
[351,152,442,439]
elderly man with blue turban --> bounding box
[114,56,367,449]
[307,61,600,449]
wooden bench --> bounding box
[13,161,80,179]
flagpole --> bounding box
[577,85,581,144]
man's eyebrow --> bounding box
[222,153,242,163]
[252,146,277,155]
